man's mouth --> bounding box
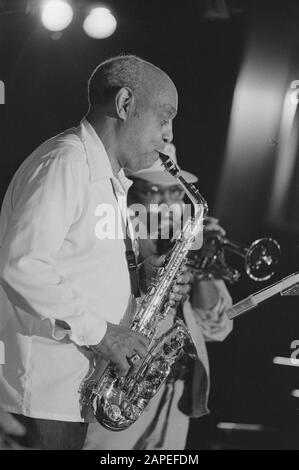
[154,151,160,161]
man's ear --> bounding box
[115,87,134,120]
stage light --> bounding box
[83,7,117,39]
[291,390,299,398]
[41,0,74,32]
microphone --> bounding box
[226,272,299,319]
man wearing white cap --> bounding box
[85,144,233,450]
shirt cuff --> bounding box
[194,297,222,322]
[52,320,70,341]
[51,313,108,347]
[193,297,233,341]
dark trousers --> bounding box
[11,414,89,450]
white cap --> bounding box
[125,143,198,185]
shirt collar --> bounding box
[77,118,132,193]
[116,168,133,194]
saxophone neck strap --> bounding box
[125,243,141,298]
[111,181,141,298]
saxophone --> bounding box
[82,153,208,431]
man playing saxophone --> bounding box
[84,143,233,450]
[0,55,192,449]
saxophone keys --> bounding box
[146,286,156,296]
[121,400,141,421]
[147,359,170,377]
[170,336,184,351]
[137,381,156,399]
[102,402,122,422]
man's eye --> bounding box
[161,119,168,126]
[141,189,157,196]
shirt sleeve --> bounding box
[0,149,107,347]
[190,278,233,342]
[192,298,233,342]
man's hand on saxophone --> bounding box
[89,323,149,377]
[89,257,193,377]
[139,253,193,305]
[169,267,193,304]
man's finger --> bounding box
[204,223,226,235]
[133,341,148,360]
[204,216,219,224]
[132,332,149,349]
[169,293,183,302]
[116,357,131,377]
[176,272,192,284]
[172,283,191,295]
[147,254,166,267]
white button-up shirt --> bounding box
[0,119,134,421]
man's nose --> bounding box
[158,191,172,207]
[162,121,173,143]
[162,193,172,206]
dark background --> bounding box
[2,0,299,449]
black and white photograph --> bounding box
[1,0,299,453]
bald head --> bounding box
[86,55,178,175]
[87,54,177,113]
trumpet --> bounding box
[187,232,281,283]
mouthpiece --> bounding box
[158,152,180,177]
[159,152,208,215]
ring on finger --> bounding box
[126,352,141,367]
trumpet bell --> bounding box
[245,238,281,281]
